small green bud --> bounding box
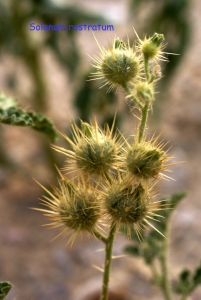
[114,38,127,50]
[150,33,164,48]
[141,32,164,60]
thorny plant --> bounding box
[0,31,193,300]
[33,31,179,300]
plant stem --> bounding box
[160,252,172,300]
[144,56,150,82]
[122,84,143,110]
[150,263,160,285]
[159,221,173,300]
[138,101,149,142]
[101,222,117,300]
[93,228,107,244]
[122,83,150,143]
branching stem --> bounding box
[138,101,149,142]
[122,84,143,110]
[101,222,117,300]
[93,228,107,244]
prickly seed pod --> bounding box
[102,176,165,239]
[127,145,163,179]
[76,122,115,174]
[105,183,148,224]
[60,185,100,232]
[90,37,141,91]
[124,136,171,181]
[101,49,139,85]
[34,175,102,246]
[52,119,123,176]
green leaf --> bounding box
[180,270,190,281]
[143,233,164,264]
[0,282,12,300]
[154,191,187,234]
[0,93,58,141]
[193,265,201,285]
[174,263,201,296]
[174,269,192,295]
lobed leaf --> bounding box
[0,282,12,300]
[0,93,58,142]
[174,263,201,296]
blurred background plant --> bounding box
[2,0,201,300]
[0,0,190,174]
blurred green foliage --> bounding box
[0,0,190,170]
[0,0,190,127]
[174,265,201,297]
[0,0,107,170]
[74,71,122,128]
[0,0,105,110]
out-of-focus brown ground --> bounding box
[1,0,201,299]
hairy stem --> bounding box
[93,228,107,244]
[122,83,150,143]
[159,222,173,300]
[150,264,160,285]
[122,84,143,110]
[160,252,172,300]
[144,56,150,82]
[101,222,117,300]
[138,101,149,142]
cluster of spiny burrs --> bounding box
[35,31,174,244]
